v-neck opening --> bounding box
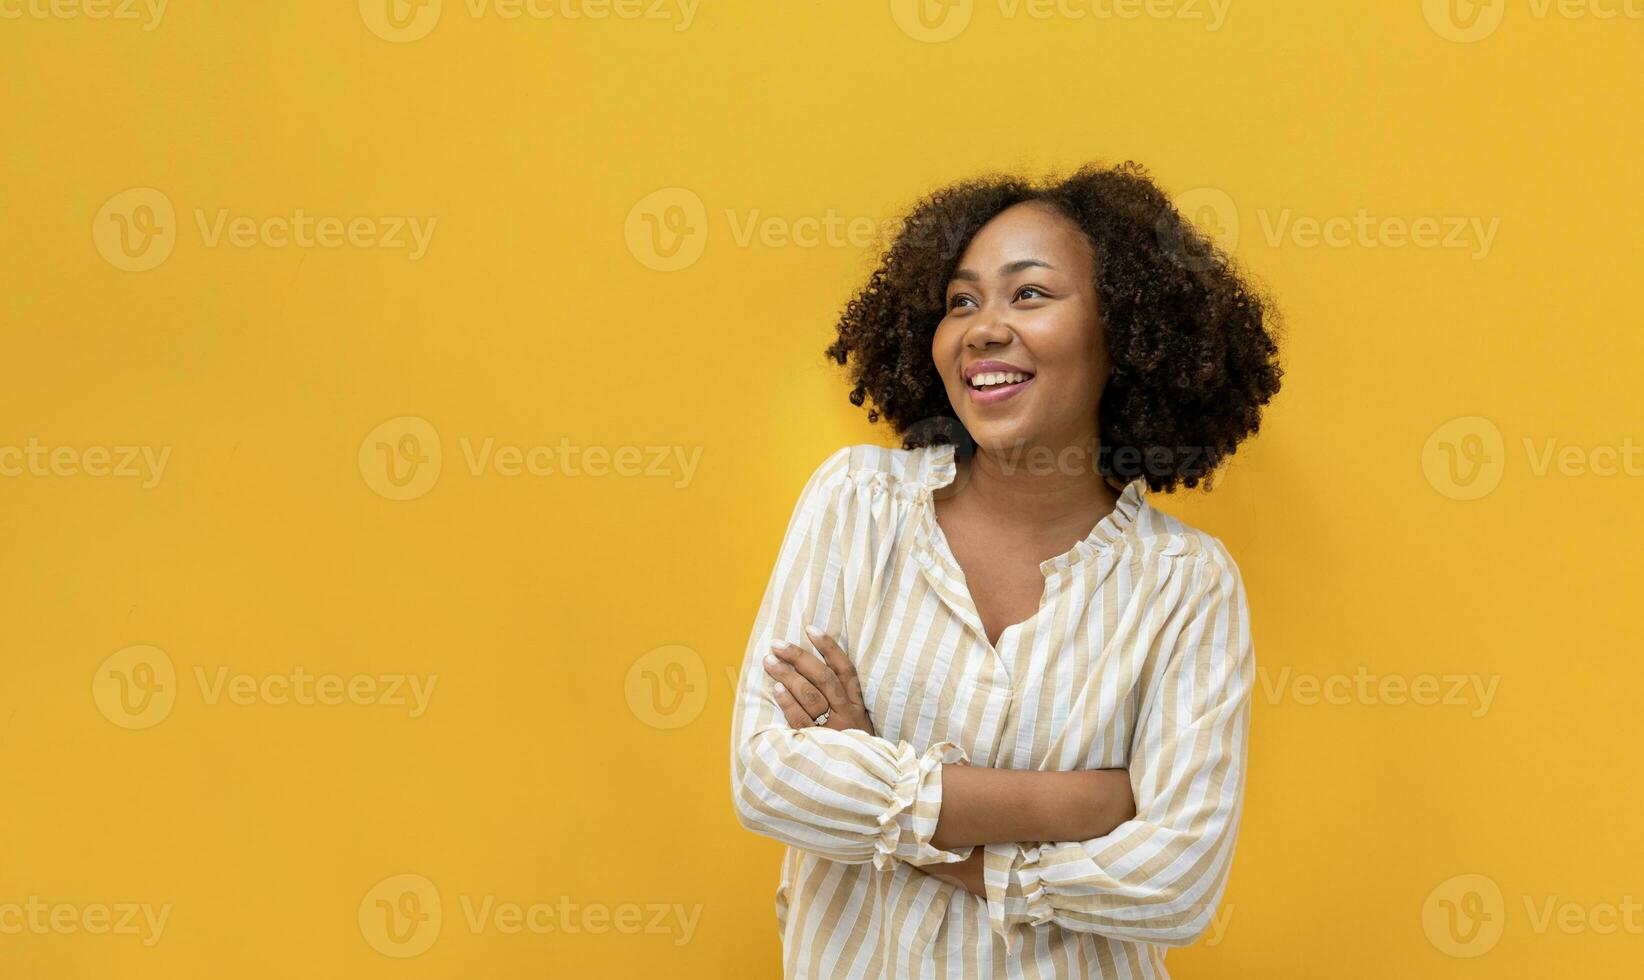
[921,507,1046,654]
[913,441,1147,659]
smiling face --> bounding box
[933,201,1110,458]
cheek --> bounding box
[931,318,954,354]
[1031,320,1107,399]
[931,322,961,382]
[1047,311,1105,372]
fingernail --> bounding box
[773,682,786,695]
[764,654,778,667]
[805,625,823,639]
[770,641,788,653]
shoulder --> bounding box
[1124,498,1245,582]
[797,443,949,501]
[1125,505,1252,657]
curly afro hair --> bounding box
[824,161,1283,493]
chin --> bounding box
[964,423,1035,455]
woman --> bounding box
[729,161,1282,978]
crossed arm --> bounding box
[730,459,1250,947]
[758,628,1136,897]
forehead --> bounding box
[958,202,1093,270]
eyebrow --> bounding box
[949,258,1055,283]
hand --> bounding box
[763,626,876,735]
[921,848,985,897]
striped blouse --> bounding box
[729,442,1254,979]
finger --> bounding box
[771,641,850,711]
[804,627,865,707]
[770,681,816,728]
[763,651,829,720]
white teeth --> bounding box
[970,371,1030,388]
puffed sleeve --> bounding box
[729,447,974,869]
[980,542,1254,950]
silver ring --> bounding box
[813,709,831,726]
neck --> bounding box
[951,436,1118,530]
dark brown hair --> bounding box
[825,161,1283,492]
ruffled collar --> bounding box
[915,441,1147,575]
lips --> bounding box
[962,360,1035,405]
[960,358,1032,384]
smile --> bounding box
[966,374,1032,406]
[963,361,1036,405]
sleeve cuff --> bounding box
[871,740,973,871]
[981,842,1055,953]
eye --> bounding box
[946,285,1049,309]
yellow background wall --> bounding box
[3,1,1641,976]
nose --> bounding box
[963,312,1011,351]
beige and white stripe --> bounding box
[730,441,1254,979]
